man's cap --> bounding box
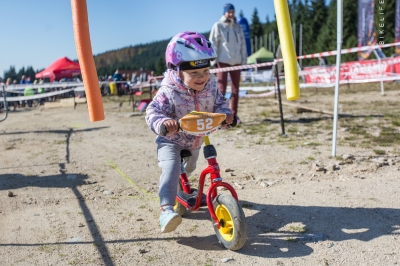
[223,3,235,14]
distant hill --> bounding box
[93,32,210,77]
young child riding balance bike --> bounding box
[145,31,234,233]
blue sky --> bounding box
[0,0,276,76]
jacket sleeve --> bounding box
[238,25,248,65]
[145,88,174,135]
[209,22,220,65]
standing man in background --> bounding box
[210,3,247,119]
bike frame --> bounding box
[176,135,238,229]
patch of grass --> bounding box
[344,136,358,141]
[287,127,298,133]
[139,205,146,209]
[260,110,271,117]
[285,237,297,242]
[349,125,368,136]
[53,140,66,145]
[204,258,214,266]
[306,156,315,161]
[243,123,270,135]
[343,101,357,105]
[373,149,386,155]
[304,142,320,147]
[359,141,372,149]
[188,225,198,233]
[392,119,400,126]
[287,225,307,233]
[67,258,79,265]
[299,161,308,165]
[372,127,400,147]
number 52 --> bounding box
[197,118,213,130]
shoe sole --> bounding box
[161,215,182,233]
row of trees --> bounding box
[2,66,37,85]
[3,0,397,80]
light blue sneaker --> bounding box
[160,206,182,233]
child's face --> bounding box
[180,67,210,91]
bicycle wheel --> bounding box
[212,194,247,250]
[174,183,187,216]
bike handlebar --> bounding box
[159,115,238,136]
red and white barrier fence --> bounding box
[210,41,400,74]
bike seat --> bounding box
[180,149,192,159]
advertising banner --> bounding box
[396,0,400,54]
[303,57,400,84]
[358,0,376,60]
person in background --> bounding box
[319,55,328,66]
[148,71,156,98]
[112,69,122,96]
[209,3,247,121]
[131,72,138,84]
[139,67,147,83]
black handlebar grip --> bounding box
[160,123,168,136]
[221,114,238,127]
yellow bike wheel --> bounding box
[212,194,247,250]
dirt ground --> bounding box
[1,83,400,266]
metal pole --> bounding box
[299,24,303,68]
[332,0,343,157]
[373,49,385,95]
[255,35,258,51]
[274,61,286,136]
[0,85,9,122]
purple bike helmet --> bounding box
[165,31,217,70]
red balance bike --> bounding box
[160,111,247,250]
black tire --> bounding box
[174,183,187,216]
[212,194,247,250]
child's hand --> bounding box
[163,119,179,135]
[225,113,234,124]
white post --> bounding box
[269,33,272,51]
[332,0,343,157]
[272,31,275,52]
[293,23,296,53]
[373,49,385,95]
[265,34,268,49]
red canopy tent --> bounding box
[35,57,81,82]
